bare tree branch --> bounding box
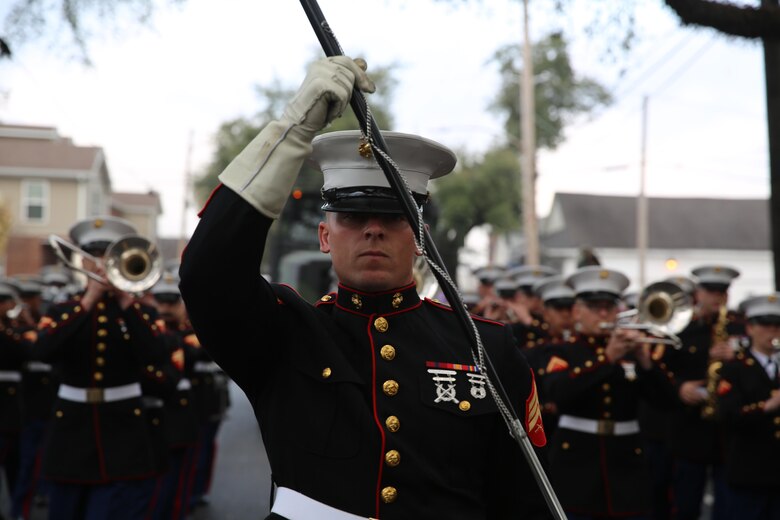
[664,0,780,39]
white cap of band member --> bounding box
[308,130,457,213]
[740,293,780,320]
[533,275,575,304]
[68,216,137,252]
[508,265,559,290]
[566,266,630,301]
[691,265,740,290]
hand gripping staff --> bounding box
[299,2,566,518]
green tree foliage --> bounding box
[490,31,612,151]
[433,147,522,249]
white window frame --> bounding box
[20,179,50,224]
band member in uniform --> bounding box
[147,274,199,520]
[665,266,744,520]
[180,56,550,519]
[544,266,672,519]
[717,294,780,520]
[34,216,168,520]
[524,275,576,444]
[470,266,505,317]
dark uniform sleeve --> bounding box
[719,360,778,429]
[485,326,554,519]
[179,186,282,397]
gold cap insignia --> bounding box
[94,219,104,228]
[769,295,778,303]
[599,270,609,279]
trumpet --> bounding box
[48,234,163,295]
[600,280,693,349]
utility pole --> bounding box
[521,0,539,265]
[637,96,649,288]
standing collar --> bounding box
[335,282,420,316]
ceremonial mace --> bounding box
[299,1,565,518]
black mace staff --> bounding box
[299,1,565,518]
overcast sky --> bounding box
[0,0,769,239]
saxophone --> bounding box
[701,305,728,419]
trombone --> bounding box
[600,280,693,349]
[48,234,163,295]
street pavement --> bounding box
[191,381,272,520]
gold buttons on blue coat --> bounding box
[381,486,397,503]
[322,367,332,379]
[385,450,400,467]
[383,380,399,396]
[459,401,471,412]
[374,317,389,332]
[380,345,396,361]
[386,416,400,432]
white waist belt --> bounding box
[272,487,372,520]
[558,415,640,436]
[26,362,52,372]
[0,371,22,382]
[177,378,192,391]
[193,361,220,373]
[58,383,142,404]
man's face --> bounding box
[747,320,780,353]
[695,287,728,316]
[573,298,618,336]
[154,295,185,325]
[543,302,574,335]
[318,212,419,292]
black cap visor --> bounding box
[321,187,428,214]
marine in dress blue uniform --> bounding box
[180,56,551,520]
[34,216,169,520]
[717,294,780,520]
[664,266,745,520]
[543,266,674,519]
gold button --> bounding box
[97,302,105,310]
[596,348,605,354]
[96,357,105,367]
[142,313,150,320]
[98,316,107,323]
[381,486,397,503]
[459,401,471,412]
[7,387,15,395]
[55,410,63,418]
[134,408,142,416]
[561,442,570,450]
[588,337,595,344]
[97,343,107,352]
[775,431,780,439]
[380,345,396,361]
[573,367,582,374]
[322,367,332,379]
[180,398,188,406]
[124,334,130,340]
[386,416,400,432]
[688,346,697,353]
[374,317,389,332]
[383,380,399,396]
[97,329,108,337]
[147,365,155,372]
[602,383,611,391]
[94,372,103,381]
[155,370,163,378]
[604,396,612,404]
[603,412,611,419]
[635,448,643,455]
[152,418,160,426]
[385,450,400,467]
[61,313,69,320]
[774,417,780,425]
[585,360,593,367]
[320,295,332,302]
[597,355,606,362]
[74,305,82,312]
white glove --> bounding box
[219,56,375,219]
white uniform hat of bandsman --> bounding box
[566,266,630,300]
